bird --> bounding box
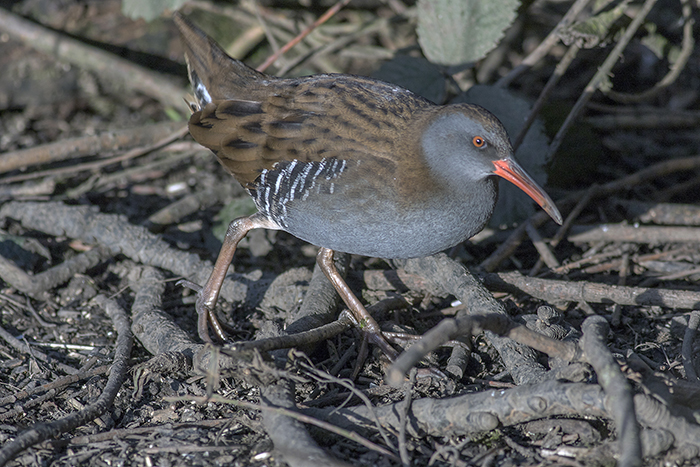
[172,12,563,359]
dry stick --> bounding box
[0,178,55,198]
[45,418,231,448]
[480,270,700,310]
[277,254,348,338]
[66,144,196,199]
[682,310,700,382]
[146,182,241,231]
[256,0,352,72]
[229,22,267,59]
[524,220,559,273]
[547,0,658,161]
[180,2,271,58]
[396,254,549,385]
[304,379,606,439]
[276,16,388,77]
[583,258,624,275]
[126,266,195,356]
[580,316,641,467]
[0,389,59,423]
[0,8,185,110]
[0,245,113,300]
[511,43,581,152]
[304,378,700,459]
[496,0,593,87]
[633,394,700,456]
[3,126,189,186]
[226,311,354,354]
[387,313,579,386]
[529,183,599,276]
[0,295,133,467]
[0,201,251,307]
[296,358,396,451]
[125,266,237,385]
[0,122,184,177]
[0,324,78,375]
[261,254,354,467]
[655,266,700,282]
[481,153,700,271]
[398,369,416,467]
[616,200,700,226]
[552,248,622,274]
[183,393,396,463]
[0,365,110,408]
[606,0,694,103]
[569,224,700,244]
[260,381,356,467]
[253,3,281,56]
[225,305,410,355]
[610,252,630,327]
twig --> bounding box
[529,183,599,275]
[0,122,184,177]
[304,380,608,438]
[224,311,355,354]
[580,316,641,467]
[0,246,113,300]
[296,357,396,452]
[0,7,185,109]
[256,253,353,467]
[1,127,189,186]
[480,270,700,310]
[399,369,416,467]
[682,311,700,381]
[512,43,581,152]
[606,0,694,103]
[547,0,659,160]
[525,220,559,272]
[256,0,352,73]
[395,254,549,385]
[481,153,700,271]
[187,391,398,462]
[0,201,252,306]
[569,224,700,244]
[0,295,133,467]
[387,313,579,386]
[497,0,593,87]
[0,324,78,375]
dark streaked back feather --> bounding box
[173,12,437,190]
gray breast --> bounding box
[252,158,499,259]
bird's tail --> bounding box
[173,12,266,107]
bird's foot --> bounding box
[177,279,228,344]
[341,311,445,380]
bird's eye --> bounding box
[472,136,486,148]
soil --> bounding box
[1,1,700,466]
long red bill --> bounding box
[493,158,563,225]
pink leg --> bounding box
[180,213,277,343]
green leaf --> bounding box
[212,197,258,242]
[372,55,446,103]
[416,0,520,66]
[559,0,630,48]
[122,0,187,22]
[641,23,675,61]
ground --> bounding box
[1,1,700,466]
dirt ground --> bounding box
[1,1,700,466]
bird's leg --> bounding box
[316,247,400,361]
[179,212,277,344]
